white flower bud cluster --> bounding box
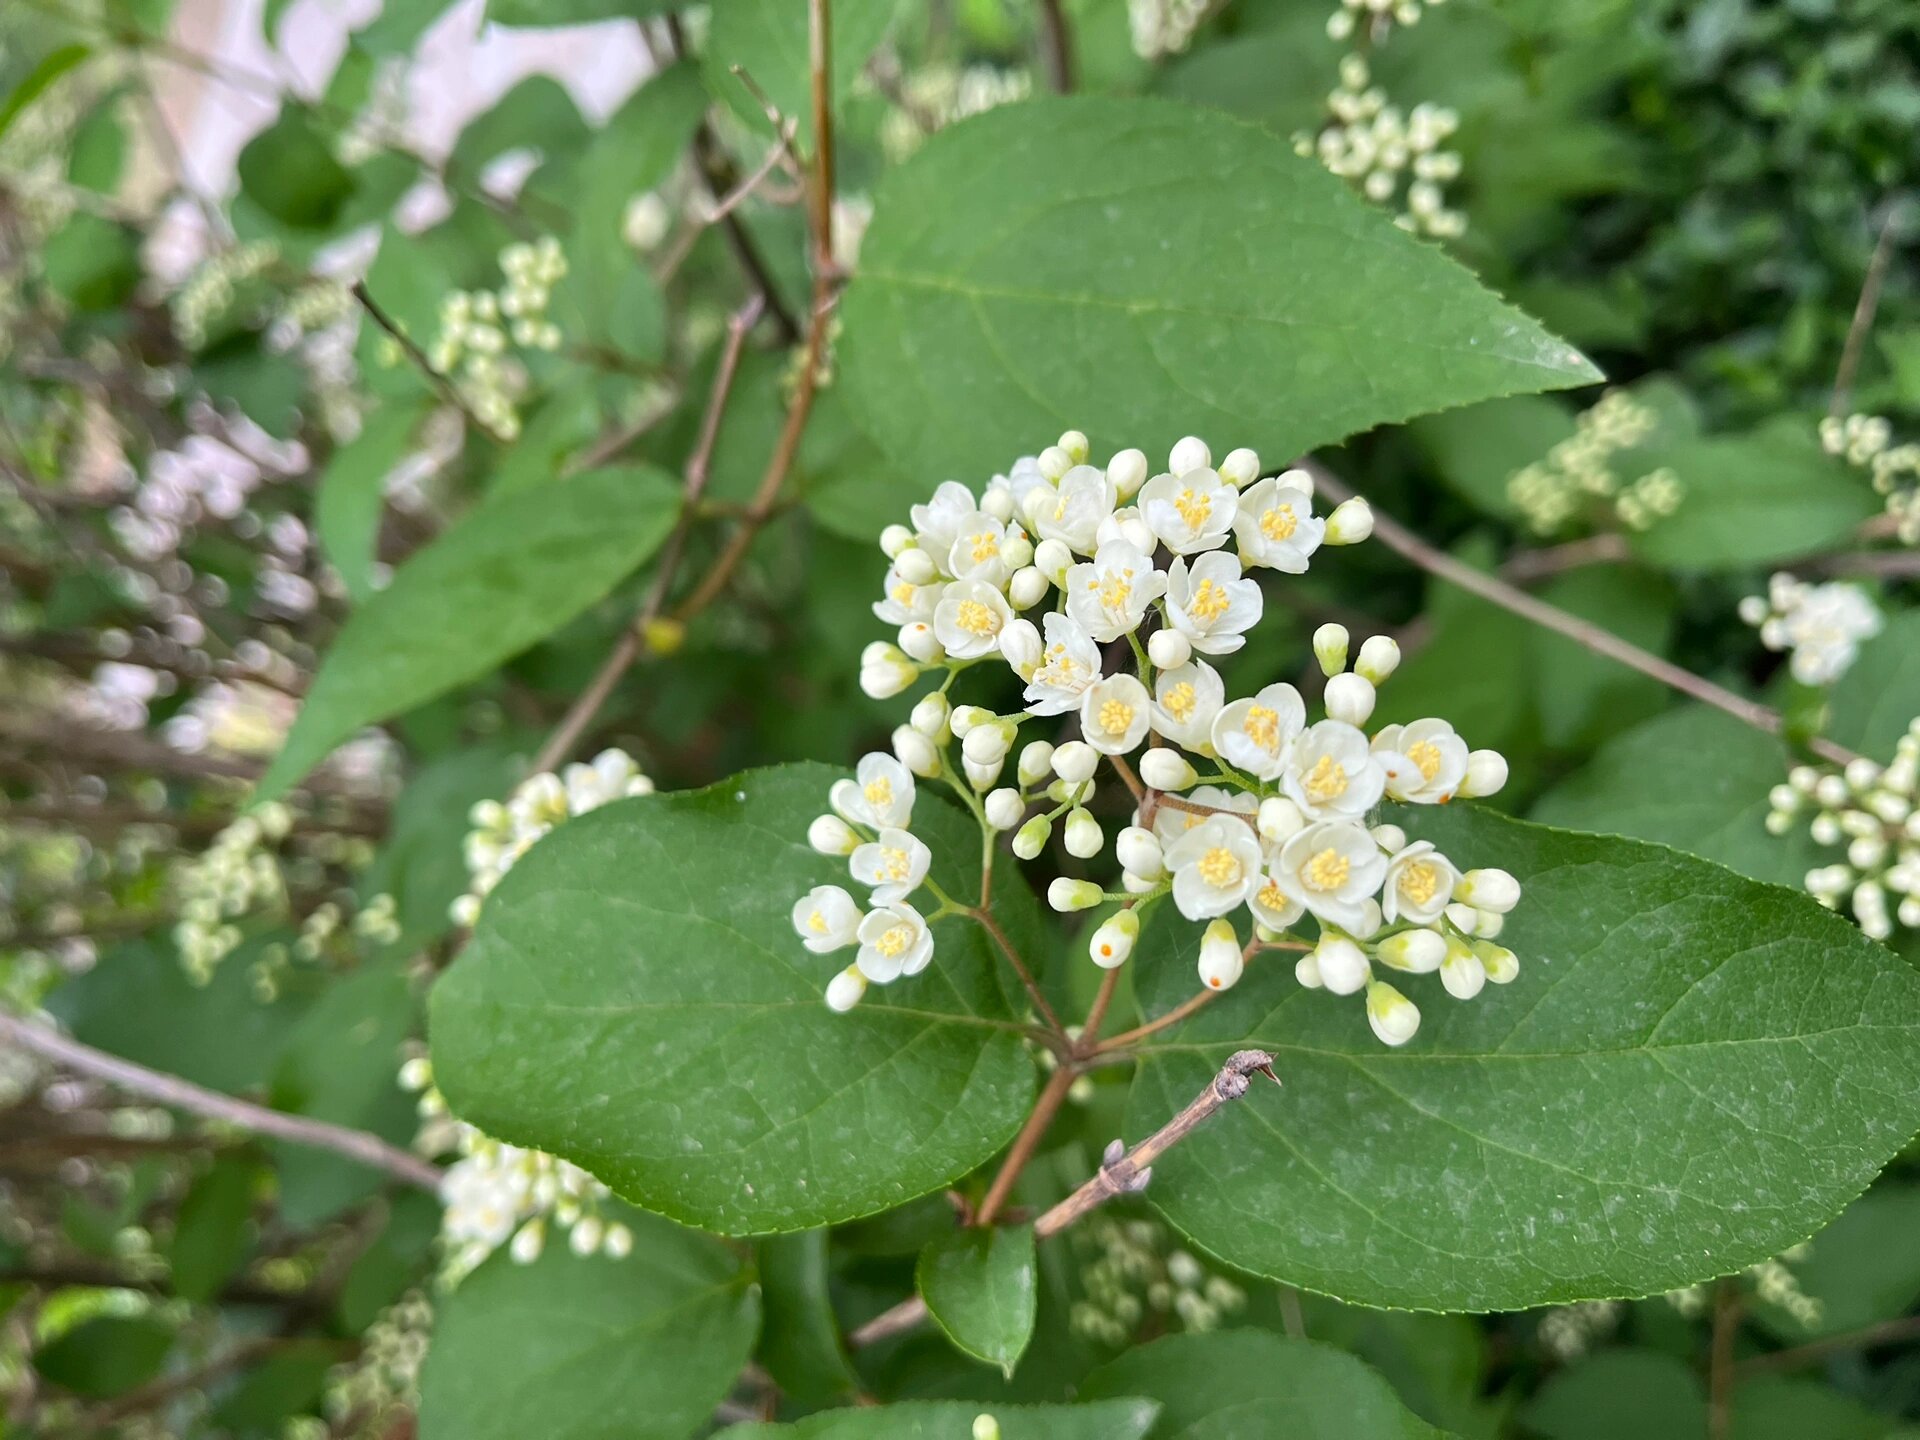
[171,239,280,349]
[878,63,1033,162]
[1537,1299,1622,1361]
[1326,0,1444,43]
[1738,572,1882,687]
[1768,722,1920,940]
[1506,389,1681,535]
[1666,1243,1820,1328]
[173,803,294,984]
[1296,54,1465,239]
[791,430,1518,1046]
[1067,1214,1246,1347]
[309,1288,432,1438]
[400,1057,631,1283]
[415,238,567,442]
[1126,0,1211,61]
[1821,411,1920,544]
[451,749,654,927]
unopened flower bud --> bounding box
[963,755,1004,791]
[985,788,1024,831]
[1115,825,1164,880]
[808,814,858,855]
[999,618,1043,674]
[1326,496,1374,545]
[1258,796,1306,844]
[896,548,938,585]
[825,966,867,1012]
[973,1416,1001,1440]
[910,691,951,739]
[1065,807,1104,858]
[982,486,1016,522]
[1197,918,1244,990]
[510,1219,546,1264]
[1058,429,1090,464]
[1053,740,1098,784]
[859,642,918,699]
[950,705,991,738]
[1170,436,1212,475]
[1370,822,1406,853]
[1148,628,1192,669]
[1294,953,1323,988]
[1312,622,1350,677]
[1017,741,1055,787]
[1219,447,1261,487]
[1365,980,1420,1046]
[1474,939,1519,984]
[603,1222,633,1258]
[1315,934,1370,994]
[1034,537,1073,585]
[1013,814,1052,859]
[1009,565,1049,609]
[1139,747,1198,791]
[892,725,941,778]
[963,721,1015,767]
[1108,448,1149,500]
[1440,939,1487,999]
[1049,877,1103,912]
[1089,909,1141,969]
[1323,672,1376,726]
[1355,634,1400,683]
[1375,927,1446,973]
[1457,867,1520,913]
[880,524,913,558]
[898,622,944,664]
[1459,750,1509,799]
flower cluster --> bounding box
[452,749,655,927]
[1738,573,1882,686]
[173,803,293,983]
[1126,0,1212,60]
[1326,0,1445,42]
[288,1288,432,1440]
[171,240,280,349]
[789,430,1521,1047]
[412,238,567,442]
[1667,1243,1821,1328]
[1068,1214,1246,1346]
[1507,390,1682,535]
[1821,411,1920,544]
[109,411,308,564]
[400,1057,631,1283]
[877,62,1033,162]
[1768,720,1920,940]
[1298,55,1465,238]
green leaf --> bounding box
[315,399,430,603]
[258,465,677,800]
[1081,1331,1452,1438]
[1526,567,1675,752]
[725,1399,1161,1440]
[486,0,679,23]
[237,108,355,230]
[167,1153,258,1303]
[917,1222,1038,1377]
[1407,393,1573,519]
[840,97,1598,486]
[415,1211,759,1440]
[41,212,141,311]
[1526,1351,1901,1440]
[757,1230,860,1403]
[1829,611,1920,757]
[430,763,1039,1234]
[208,1340,338,1433]
[449,76,588,179]
[1126,805,1920,1311]
[0,44,88,143]
[704,0,903,149]
[34,1315,174,1398]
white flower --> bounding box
[1197,918,1245,990]
[1371,718,1470,804]
[831,753,916,830]
[1248,867,1306,931]
[855,902,935,983]
[1147,628,1191,669]
[1314,934,1370,994]
[1211,683,1307,781]
[791,885,863,953]
[1139,467,1237,554]
[946,511,1020,586]
[911,481,979,571]
[849,827,932,903]
[1282,720,1387,821]
[1272,820,1386,932]
[1746,574,1883,686]
[1322,672,1376,727]
[1233,472,1325,572]
[985,455,1049,518]
[1152,659,1226,752]
[1139,747,1198,791]
[1029,464,1114,554]
[1166,814,1264,920]
[1165,551,1262,656]
[933,579,1014,659]
[1381,840,1457,925]
[1022,613,1103,716]
[999,617,1044,677]
[1066,539,1166,642]
[1081,674,1152,755]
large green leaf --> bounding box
[1126,805,1920,1311]
[314,398,431,603]
[485,0,678,22]
[0,44,89,142]
[839,97,1598,485]
[416,1211,759,1440]
[756,1230,860,1403]
[917,1222,1038,1377]
[257,465,676,800]
[167,1154,259,1304]
[727,1400,1161,1440]
[1829,611,1920,757]
[1526,1351,1901,1440]
[1080,1331,1452,1438]
[430,763,1040,1235]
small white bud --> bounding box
[1258,797,1306,845]
[1474,940,1519,984]
[1034,538,1073,585]
[973,1416,1002,1440]
[1038,445,1074,481]
[984,788,1024,831]
[1326,496,1374,545]
[1314,934,1370,994]
[859,642,918,699]
[963,722,1014,766]
[892,725,941,778]
[1089,909,1141,969]
[1049,877,1103,912]
[570,1215,605,1256]
[1053,740,1098,784]
[910,691,951,739]
[950,705,991,738]
[1365,980,1421,1046]
[1065,807,1104,858]
[1017,741,1056,787]
[1322,672,1376,726]
[880,524,914,558]
[1458,750,1509,799]
[1048,777,1095,806]
[896,548,938,585]
[999,617,1043,674]
[1139,747,1198,791]
[1107,448,1149,500]
[1058,429,1090,464]
[1197,918,1244,990]
[1115,825,1164,881]
[963,755,1004,791]
[1294,953,1324,988]
[825,965,867,1012]
[1013,814,1052,859]
[1009,565,1049,609]
[808,814,859,855]
[982,486,1016,522]
[1355,634,1400,683]
[603,1222,634,1258]
[1440,939,1487,999]
[1219,447,1261,487]
[1456,867,1519,913]
[898,622,944,664]
[1147,628,1192,669]
[1312,622,1350,677]
[1375,928,1446,973]
[510,1219,546,1264]
[1170,436,1212,475]
[1370,822,1407,853]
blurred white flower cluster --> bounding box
[283,1288,431,1440]
[1738,573,1881,686]
[172,240,280,349]
[1326,0,1445,42]
[1068,1214,1246,1346]
[1126,0,1211,60]
[1769,720,1920,941]
[789,429,1521,1047]
[877,62,1033,161]
[1507,389,1682,535]
[109,410,308,565]
[452,748,655,927]
[1298,55,1465,238]
[1822,411,1920,544]
[1667,1243,1821,1329]
[400,1056,631,1284]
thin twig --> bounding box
[1304,463,1865,768]
[1498,532,1633,584]
[1831,207,1903,421]
[1081,966,1123,1047]
[1736,1313,1920,1377]
[975,1064,1076,1226]
[656,139,797,281]
[0,1013,441,1191]
[1708,1278,1741,1440]
[1096,989,1218,1052]
[1037,0,1075,93]
[808,0,836,270]
[968,905,1066,1037]
[350,282,508,444]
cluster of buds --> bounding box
[1821,412,1920,544]
[1068,1214,1246,1346]
[400,1057,632,1283]
[1326,0,1445,43]
[1738,573,1882,687]
[877,62,1033,162]
[1667,1244,1821,1328]
[1537,1300,1622,1361]
[298,1289,432,1440]
[412,238,567,442]
[789,431,1520,1047]
[1507,389,1681,535]
[1298,56,1465,239]
[453,749,654,927]
[1768,721,1920,941]
[173,803,293,983]
[1125,0,1212,61]
[171,239,279,349]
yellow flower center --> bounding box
[1304,753,1348,803]
[1243,704,1283,755]
[1098,699,1135,736]
[1162,681,1197,722]
[1407,738,1443,782]
[807,910,829,933]
[1198,846,1243,887]
[1187,577,1232,624]
[891,581,916,604]
[1259,503,1298,541]
[864,777,894,810]
[876,923,913,958]
[1173,487,1212,531]
[967,530,1000,564]
[956,600,1000,636]
[1304,847,1350,892]
[1397,860,1440,906]
[1097,568,1135,612]
[880,847,912,882]
[1256,879,1287,911]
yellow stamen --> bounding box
[1304,848,1350,891]
[955,600,999,636]
[1256,880,1287,911]
[876,924,913,958]
[1187,577,1231,623]
[1173,488,1212,531]
[1198,847,1243,887]
[1397,861,1440,907]
[1162,682,1197,722]
[1099,699,1135,736]
[1303,753,1349,803]
[1259,503,1298,541]
[807,911,829,933]
[1407,739,1443,782]
[1243,704,1282,755]
[864,777,893,810]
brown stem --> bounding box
[1831,207,1903,421]
[349,282,507,444]
[808,0,836,272]
[1304,464,1865,769]
[1498,532,1633,584]
[1037,0,1075,93]
[1096,988,1217,1052]
[1108,752,1146,804]
[0,1013,441,1191]
[1080,966,1123,1048]
[975,1064,1076,1226]
[1708,1278,1742,1440]
[968,905,1066,1037]
[1735,1313,1920,1377]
